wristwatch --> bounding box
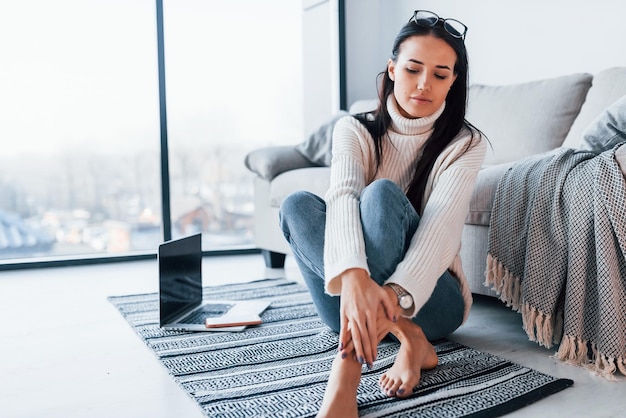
[386,283,414,310]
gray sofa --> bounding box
[245,67,626,297]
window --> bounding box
[0,0,302,262]
[163,0,302,250]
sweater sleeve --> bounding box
[385,131,487,317]
[323,116,374,295]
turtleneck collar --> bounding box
[386,95,446,137]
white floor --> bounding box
[0,254,624,418]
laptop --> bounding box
[158,233,271,332]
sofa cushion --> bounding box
[269,167,331,208]
[616,143,626,178]
[295,111,349,166]
[562,67,626,149]
[467,73,592,166]
[466,95,626,228]
[580,95,626,152]
[294,100,378,167]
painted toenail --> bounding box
[388,390,395,396]
[397,389,405,395]
[341,352,348,359]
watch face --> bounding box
[399,295,413,309]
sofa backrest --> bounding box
[467,73,593,166]
[349,99,378,114]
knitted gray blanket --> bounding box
[486,145,626,379]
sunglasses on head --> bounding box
[410,10,468,41]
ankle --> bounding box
[392,317,425,342]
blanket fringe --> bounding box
[485,253,625,380]
[555,336,625,381]
[521,303,558,349]
[486,254,564,348]
[485,254,522,311]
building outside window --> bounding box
[0,0,302,261]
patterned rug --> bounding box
[109,278,573,417]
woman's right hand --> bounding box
[338,268,397,367]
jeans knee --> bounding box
[360,179,410,223]
[361,179,403,205]
[279,191,305,234]
[279,191,321,236]
[280,191,306,217]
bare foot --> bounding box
[378,319,438,398]
[317,352,362,418]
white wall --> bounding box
[302,0,341,136]
[344,0,626,106]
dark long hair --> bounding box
[354,19,480,213]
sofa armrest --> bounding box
[466,163,513,226]
[245,145,317,181]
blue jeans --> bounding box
[279,179,464,341]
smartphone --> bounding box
[205,314,262,328]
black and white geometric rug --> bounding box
[109,278,573,417]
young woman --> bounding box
[279,10,487,417]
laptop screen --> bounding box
[158,233,202,326]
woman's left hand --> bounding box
[340,293,400,359]
[338,269,398,367]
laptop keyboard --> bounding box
[180,303,234,324]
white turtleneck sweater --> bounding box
[323,96,487,322]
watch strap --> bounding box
[386,283,405,298]
[386,283,413,309]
